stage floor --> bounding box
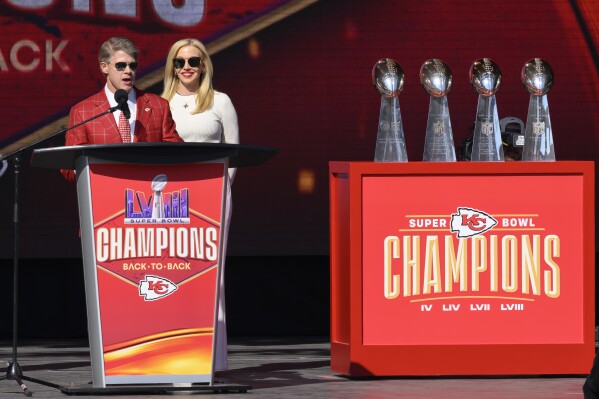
[0,337,588,398]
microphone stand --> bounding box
[0,105,119,396]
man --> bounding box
[584,357,599,399]
[61,37,182,181]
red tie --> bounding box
[118,112,131,143]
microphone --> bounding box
[114,89,131,119]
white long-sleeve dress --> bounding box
[170,91,239,371]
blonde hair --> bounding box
[99,37,138,63]
[162,38,214,114]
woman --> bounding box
[162,38,239,371]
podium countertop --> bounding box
[31,142,278,169]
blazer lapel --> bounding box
[93,91,121,142]
[134,89,151,142]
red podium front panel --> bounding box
[329,161,595,376]
[30,142,277,391]
[86,161,225,385]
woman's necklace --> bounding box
[177,92,194,109]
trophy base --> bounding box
[471,95,504,162]
[374,96,408,162]
[423,96,456,162]
[522,94,555,161]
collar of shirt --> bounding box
[104,85,137,137]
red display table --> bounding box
[329,161,595,376]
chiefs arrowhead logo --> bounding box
[450,207,497,238]
[139,275,178,301]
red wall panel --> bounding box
[0,0,597,257]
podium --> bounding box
[329,161,595,376]
[31,143,276,394]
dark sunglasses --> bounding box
[173,57,202,69]
[113,62,138,71]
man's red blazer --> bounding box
[61,87,183,181]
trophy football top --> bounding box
[420,58,452,97]
[372,58,405,98]
[151,174,168,192]
[521,58,554,96]
[469,58,502,97]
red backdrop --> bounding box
[0,0,597,257]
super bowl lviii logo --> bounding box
[125,174,190,224]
